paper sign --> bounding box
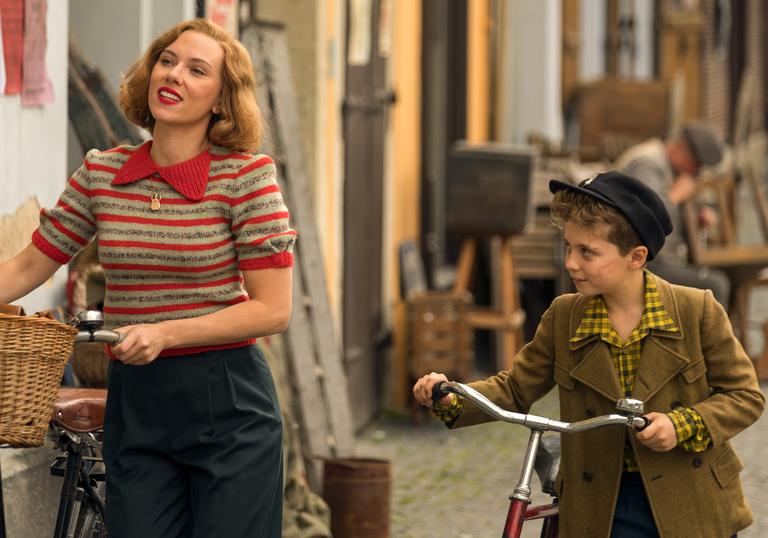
[0,197,41,262]
[347,0,372,66]
[206,0,238,36]
[21,0,53,106]
[378,0,392,58]
[0,0,23,95]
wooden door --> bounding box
[342,0,392,429]
[656,6,704,122]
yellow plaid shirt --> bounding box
[433,272,711,469]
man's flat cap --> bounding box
[682,122,725,168]
[549,171,673,261]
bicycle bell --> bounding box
[615,397,645,417]
[74,310,105,333]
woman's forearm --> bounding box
[156,297,291,349]
[0,243,62,304]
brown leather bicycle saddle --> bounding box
[52,388,107,433]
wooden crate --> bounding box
[407,292,474,380]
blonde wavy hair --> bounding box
[550,189,641,256]
[119,18,262,152]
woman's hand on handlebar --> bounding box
[111,324,168,366]
[412,372,451,407]
[634,412,677,452]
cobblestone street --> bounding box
[356,382,768,538]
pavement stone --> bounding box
[0,446,61,538]
[356,382,768,538]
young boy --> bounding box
[413,171,765,538]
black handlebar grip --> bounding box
[113,332,125,346]
[431,381,446,403]
[634,416,650,431]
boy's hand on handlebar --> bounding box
[111,324,167,365]
[634,412,677,452]
[412,372,451,407]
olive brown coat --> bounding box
[453,275,765,538]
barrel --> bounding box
[322,457,391,537]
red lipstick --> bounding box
[158,86,182,105]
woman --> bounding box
[0,19,294,537]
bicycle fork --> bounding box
[502,429,558,538]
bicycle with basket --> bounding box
[0,306,121,538]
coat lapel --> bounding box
[632,338,689,402]
[569,342,623,401]
[564,273,689,404]
[567,294,623,402]
[632,275,689,402]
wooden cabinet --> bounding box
[577,78,671,161]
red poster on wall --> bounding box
[22,0,53,106]
[206,0,237,36]
[0,0,24,95]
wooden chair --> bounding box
[683,163,768,378]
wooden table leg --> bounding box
[452,238,477,295]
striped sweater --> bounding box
[33,141,296,357]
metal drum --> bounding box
[323,458,391,537]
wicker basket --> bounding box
[0,311,78,447]
[70,342,109,388]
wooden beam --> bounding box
[242,22,355,491]
[467,0,491,142]
[561,0,581,108]
[605,0,619,77]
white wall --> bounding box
[0,0,70,313]
[631,0,654,80]
[579,0,606,81]
[0,0,194,313]
[69,0,194,91]
[67,0,194,168]
[499,0,563,144]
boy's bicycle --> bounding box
[49,311,121,538]
[432,381,649,538]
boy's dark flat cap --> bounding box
[549,171,673,261]
[682,122,725,168]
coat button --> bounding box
[692,456,703,468]
[582,471,593,482]
[586,408,595,418]
[670,400,682,409]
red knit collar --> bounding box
[112,141,212,201]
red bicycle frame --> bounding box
[431,381,648,538]
[501,429,560,538]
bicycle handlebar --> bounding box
[433,380,649,432]
[74,329,124,346]
[71,310,123,346]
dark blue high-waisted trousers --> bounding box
[103,345,283,538]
